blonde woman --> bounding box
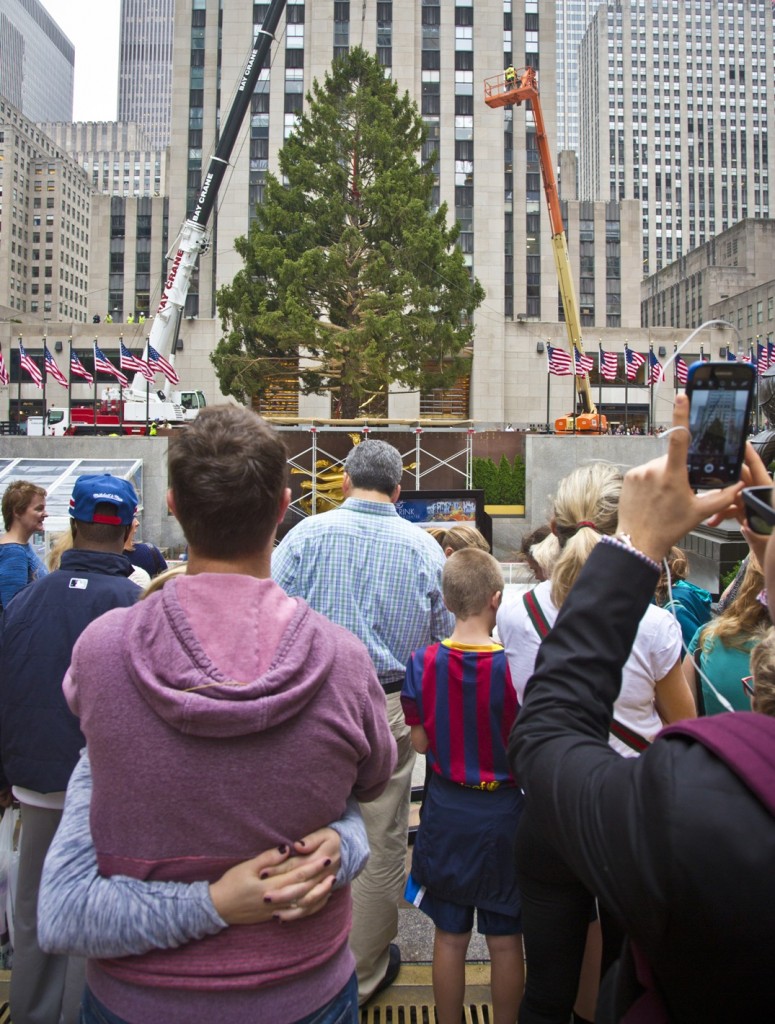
[683,556,770,715]
[496,463,696,1024]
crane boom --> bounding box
[484,68,606,433]
[127,0,288,397]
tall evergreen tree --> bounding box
[212,47,484,418]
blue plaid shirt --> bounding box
[272,498,453,684]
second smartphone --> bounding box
[685,360,756,489]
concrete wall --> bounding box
[0,436,182,552]
[524,433,664,527]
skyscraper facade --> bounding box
[578,0,774,276]
[0,0,74,122]
[118,0,175,149]
[165,0,638,422]
[555,0,597,154]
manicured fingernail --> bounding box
[263,896,272,904]
[324,858,332,867]
[259,871,269,880]
[278,844,288,854]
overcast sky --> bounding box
[39,0,121,121]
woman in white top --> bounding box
[498,463,695,1024]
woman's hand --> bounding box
[618,396,744,562]
[208,828,342,925]
[706,442,772,529]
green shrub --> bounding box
[472,455,525,505]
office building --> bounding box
[0,0,74,122]
[578,0,774,276]
[555,0,597,155]
[39,121,167,197]
[0,98,91,320]
[118,0,175,149]
[165,0,639,423]
[642,218,775,346]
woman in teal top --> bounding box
[683,557,769,715]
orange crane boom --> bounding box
[485,68,606,433]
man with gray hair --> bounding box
[273,439,453,1003]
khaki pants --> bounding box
[350,692,415,1004]
[11,803,85,1024]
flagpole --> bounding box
[648,343,654,434]
[118,334,124,432]
[17,335,22,428]
[597,342,603,434]
[67,336,73,427]
[42,335,48,432]
[624,343,629,432]
[145,378,150,434]
[572,348,577,435]
[93,337,98,418]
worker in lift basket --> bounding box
[505,65,518,90]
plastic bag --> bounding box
[0,807,21,968]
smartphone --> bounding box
[685,360,755,489]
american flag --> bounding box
[547,344,574,376]
[648,351,665,384]
[726,350,737,362]
[19,342,43,388]
[675,356,689,386]
[120,342,154,381]
[757,343,769,375]
[769,341,775,368]
[44,345,69,388]
[575,352,594,377]
[624,347,646,381]
[0,348,8,386]
[70,351,94,385]
[147,344,180,385]
[599,348,618,382]
[94,344,129,387]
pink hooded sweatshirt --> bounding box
[64,573,396,1024]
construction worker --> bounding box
[138,313,146,325]
[505,65,518,90]
[126,313,135,324]
[105,313,113,324]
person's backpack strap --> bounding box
[523,590,552,638]
[524,590,650,753]
[609,718,650,754]
[692,644,707,716]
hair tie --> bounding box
[576,521,597,530]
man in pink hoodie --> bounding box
[60,407,397,1024]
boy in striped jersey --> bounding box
[401,548,524,1024]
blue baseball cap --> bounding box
[69,474,138,526]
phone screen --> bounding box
[686,362,754,488]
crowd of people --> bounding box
[0,399,773,1024]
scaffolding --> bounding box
[268,419,476,519]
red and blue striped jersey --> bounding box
[401,641,519,788]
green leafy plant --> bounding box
[472,455,525,505]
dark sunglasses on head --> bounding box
[742,486,775,536]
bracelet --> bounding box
[602,534,661,573]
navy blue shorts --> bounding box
[417,888,522,936]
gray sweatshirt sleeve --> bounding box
[38,750,226,958]
[38,751,370,958]
[330,796,369,888]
